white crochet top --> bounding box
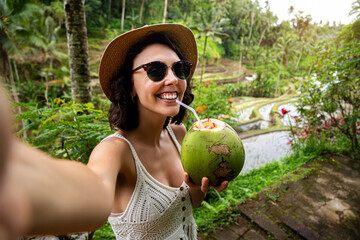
[105,126,197,240]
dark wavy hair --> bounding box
[108,33,194,131]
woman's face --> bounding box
[132,43,187,119]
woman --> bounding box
[0,23,227,239]
[87,23,228,239]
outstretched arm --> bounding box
[0,85,113,239]
[6,139,113,236]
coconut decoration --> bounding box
[181,118,245,186]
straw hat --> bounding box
[99,23,198,99]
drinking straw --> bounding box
[176,99,205,129]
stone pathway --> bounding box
[198,153,360,240]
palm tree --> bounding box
[258,0,273,47]
[139,0,146,24]
[273,32,297,69]
[194,1,229,86]
[108,0,112,22]
[162,0,168,23]
[271,32,298,97]
[31,12,66,103]
[0,0,42,130]
[126,9,139,30]
[350,0,360,18]
[0,0,41,82]
[247,45,263,67]
[121,0,126,32]
[49,1,65,28]
[294,37,311,71]
[64,0,91,104]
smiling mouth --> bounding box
[157,92,178,100]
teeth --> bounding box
[159,92,177,100]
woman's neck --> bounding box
[131,113,168,147]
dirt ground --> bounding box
[198,153,360,240]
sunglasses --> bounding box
[132,60,193,82]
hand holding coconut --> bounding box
[184,172,228,208]
[181,118,245,187]
[176,101,243,206]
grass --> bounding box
[193,148,322,233]
[93,222,114,239]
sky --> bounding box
[258,0,357,25]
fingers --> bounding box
[183,172,193,186]
[213,181,228,192]
[184,173,229,193]
[184,173,209,193]
[200,177,209,193]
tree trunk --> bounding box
[108,0,112,22]
[0,45,9,84]
[64,0,92,104]
[258,22,267,47]
[238,37,244,84]
[8,60,19,110]
[121,0,126,32]
[283,50,288,69]
[295,46,303,70]
[139,0,145,24]
[8,59,26,134]
[162,0,168,23]
[275,68,281,97]
[13,60,19,83]
[248,11,254,43]
[200,35,208,89]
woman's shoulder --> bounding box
[87,133,136,197]
[168,123,187,144]
[89,133,133,168]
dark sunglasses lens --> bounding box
[174,61,191,80]
[147,62,167,82]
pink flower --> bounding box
[325,124,329,128]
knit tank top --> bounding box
[105,126,197,240]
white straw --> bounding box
[176,100,205,129]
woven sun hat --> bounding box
[99,23,198,99]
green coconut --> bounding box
[181,118,245,186]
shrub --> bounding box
[16,99,112,163]
[15,80,71,106]
[249,71,285,98]
[197,37,224,65]
[295,40,360,158]
[223,38,240,60]
[184,81,234,128]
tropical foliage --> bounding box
[1,0,359,238]
[16,99,112,163]
[294,40,360,157]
